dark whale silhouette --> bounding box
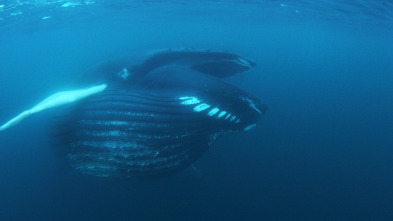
[1,49,266,178]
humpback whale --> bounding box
[1,49,266,178]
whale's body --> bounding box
[2,49,265,177]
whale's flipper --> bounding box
[0,84,107,131]
[132,48,256,79]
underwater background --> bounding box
[0,0,393,220]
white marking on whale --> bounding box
[118,68,130,80]
[82,130,127,137]
[236,57,252,68]
[244,124,256,131]
[193,103,210,112]
[80,120,129,126]
[0,84,107,131]
[217,111,227,118]
[179,96,193,100]
[181,97,200,105]
[242,97,261,114]
[208,108,220,116]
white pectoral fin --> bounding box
[0,111,32,131]
[0,84,107,131]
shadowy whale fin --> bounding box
[133,48,256,78]
[0,84,107,131]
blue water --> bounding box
[1,0,393,220]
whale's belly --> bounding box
[63,88,224,177]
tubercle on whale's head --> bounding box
[235,94,265,131]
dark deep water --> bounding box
[1,1,393,220]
